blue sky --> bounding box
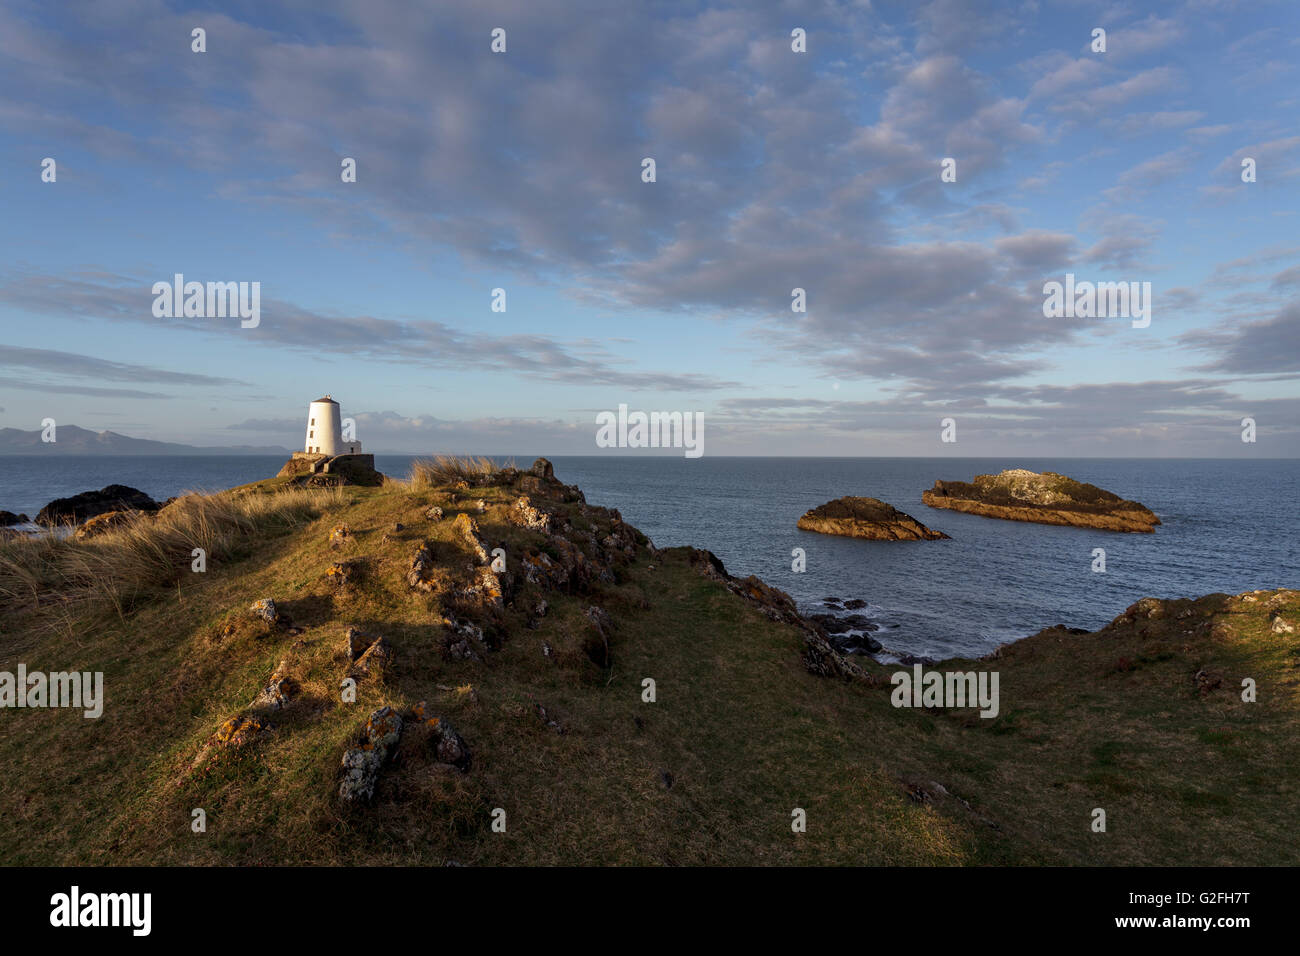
[1,0,1297,455]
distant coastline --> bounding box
[0,424,289,457]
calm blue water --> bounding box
[2,455,1295,658]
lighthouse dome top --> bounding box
[313,395,338,404]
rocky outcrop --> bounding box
[0,511,29,526]
[406,541,442,592]
[246,597,303,635]
[684,548,869,682]
[452,513,489,565]
[211,714,274,750]
[338,706,404,804]
[922,469,1160,533]
[797,497,949,541]
[277,452,384,487]
[252,660,299,711]
[410,706,472,772]
[74,510,135,540]
[508,496,552,533]
[348,635,392,680]
[807,612,882,654]
[326,560,359,590]
[36,484,159,525]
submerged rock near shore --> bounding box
[797,496,949,541]
[922,469,1160,533]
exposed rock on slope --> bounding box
[922,469,1160,533]
[798,497,949,541]
[685,547,869,681]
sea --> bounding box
[2,455,1295,660]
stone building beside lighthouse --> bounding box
[277,395,381,485]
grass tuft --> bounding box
[409,455,507,488]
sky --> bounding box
[0,0,1297,456]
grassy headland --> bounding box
[0,460,1295,865]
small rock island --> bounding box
[797,496,950,540]
[922,469,1160,533]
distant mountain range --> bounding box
[0,425,290,456]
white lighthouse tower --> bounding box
[304,395,361,456]
[279,394,378,484]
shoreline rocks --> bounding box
[35,484,159,526]
[797,496,949,541]
[922,469,1160,533]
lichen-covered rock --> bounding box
[517,460,585,503]
[509,496,552,533]
[522,534,599,590]
[362,705,403,752]
[345,626,378,661]
[328,524,352,548]
[521,548,561,588]
[338,748,384,804]
[211,714,274,749]
[325,560,357,590]
[452,513,489,565]
[349,636,391,679]
[249,598,281,626]
[252,660,299,711]
[425,506,444,521]
[455,565,507,613]
[338,706,406,803]
[441,615,485,661]
[406,541,439,592]
[423,716,472,772]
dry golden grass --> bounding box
[408,455,508,488]
[0,486,339,616]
